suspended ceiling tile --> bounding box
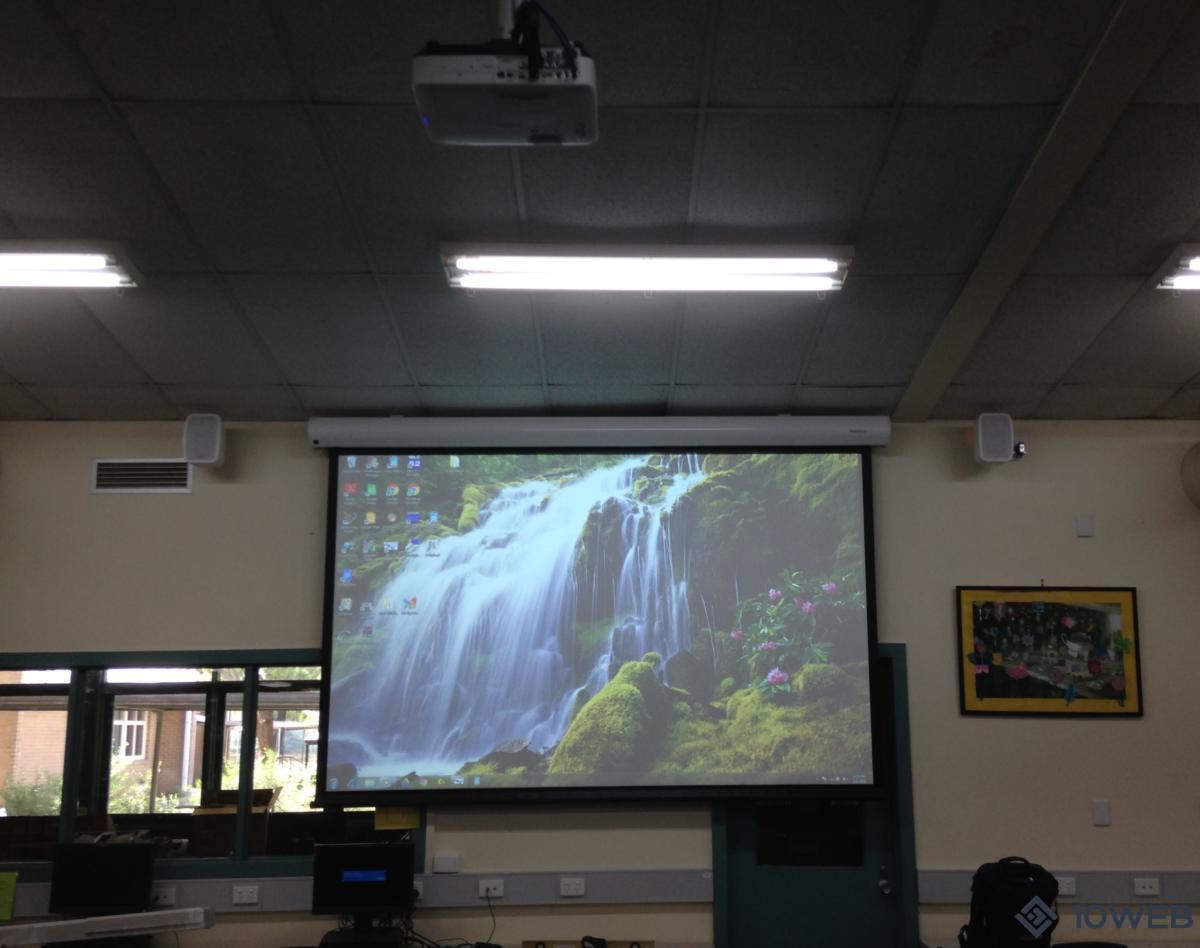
[692,110,891,237]
[854,106,1055,274]
[0,0,93,97]
[560,0,710,106]
[1153,386,1200,418]
[229,275,410,387]
[709,0,927,106]
[908,0,1117,105]
[320,105,518,274]
[931,384,1051,420]
[58,0,293,100]
[790,386,904,414]
[674,294,828,386]
[380,277,542,386]
[0,291,148,386]
[536,293,682,386]
[1064,291,1200,387]
[124,103,364,273]
[27,385,178,421]
[1133,4,1200,104]
[955,276,1143,386]
[84,275,280,386]
[803,275,965,386]
[0,102,201,273]
[669,385,793,414]
[1029,106,1200,274]
[0,385,51,420]
[549,385,671,414]
[165,385,306,421]
[520,111,694,234]
[279,1,493,104]
[420,386,546,415]
[1033,385,1179,419]
[296,386,424,415]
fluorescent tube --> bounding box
[0,251,136,288]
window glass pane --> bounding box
[0,670,71,685]
[254,692,319,813]
[0,708,68,817]
[108,698,205,814]
[260,666,321,681]
[105,668,211,684]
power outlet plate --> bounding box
[479,878,504,898]
[413,880,424,901]
[232,884,260,905]
[1133,876,1161,897]
[150,885,177,907]
[559,877,586,897]
[1057,877,1076,896]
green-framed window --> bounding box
[0,650,423,872]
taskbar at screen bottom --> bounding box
[326,772,872,792]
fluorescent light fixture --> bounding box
[1155,244,1200,291]
[0,246,137,288]
[442,245,852,292]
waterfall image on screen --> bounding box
[325,452,872,792]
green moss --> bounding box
[458,501,480,532]
[716,676,737,700]
[548,682,650,774]
[574,616,615,678]
[642,651,663,669]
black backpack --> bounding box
[959,856,1060,948]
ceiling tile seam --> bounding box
[893,0,1192,422]
[664,301,689,413]
[508,150,551,412]
[36,0,310,417]
[682,0,722,227]
[262,0,428,410]
[793,0,941,393]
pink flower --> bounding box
[758,642,778,652]
[821,582,838,594]
[767,667,789,686]
[768,588,782,604]
[731,628,745,641]
[793,596,805,610]
[1062,616,1076,629]
[800,600,816,614]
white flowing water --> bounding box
[330,454,706,774]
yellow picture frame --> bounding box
[956,586,1142,716]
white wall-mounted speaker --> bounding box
[975,413,1015,464]
[184,413,224,466]
[1182,443,1200,509]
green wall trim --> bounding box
[0,649,322,669]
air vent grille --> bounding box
[93,459,192,494]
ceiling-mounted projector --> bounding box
[412,1,597,146]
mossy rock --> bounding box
[548,682,650,774]
[796,663,850,699]
[458,501,480,532]
[716,676,737,700]
[665,648,713,700]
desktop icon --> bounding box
[386,512,399,524]
[452,776,465,786]
[340,568,354,583]
[343,482,358,496]
[364,456,380,471]
[473,776,482,786]
[387,456,400,470]
[359,601,374,615]
[407,455,422,470]
[406,483,420,498]
[365,483,378,498]
[364,511,377,525]
[428,511,439,523]
[345,457,357,470]
[385,483,400,498]
[402,597,418,611]
[449,455,461,469]
[340,541,356,554]
[362,540,377,555]
[383,541,400,554]
[405,537,422,553]
[406,512,421,524]
[329,778,340,790]
[340,511,358,526]
[337,597,353,613]
[379,597,395,614]
[425,538,440,554]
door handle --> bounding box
[878,865,895,896]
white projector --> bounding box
[413,45,597,145]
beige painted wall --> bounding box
[4,419,1200,945]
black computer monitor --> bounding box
[48,843,156,917]
[312,842,415,928]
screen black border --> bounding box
[316,446,881,807]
